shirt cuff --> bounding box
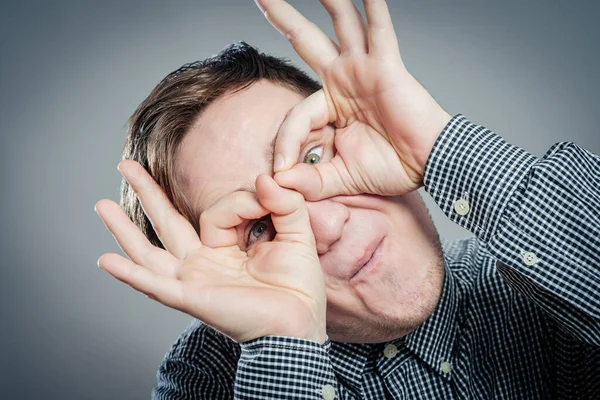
[236,336,338,399]
[423,114,538,242]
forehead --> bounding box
[176,80,306,214]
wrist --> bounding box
[304,325,327,344]
[288,317,327,344]
[269,303,327,344]
[386,72,452,186]
[412,109,452,182]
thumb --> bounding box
[255,174,315,247]
[274,158,354,201]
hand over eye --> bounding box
[255,0,452,199]
[96,160,326,343]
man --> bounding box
[95,0,599,398]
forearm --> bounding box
[424,115,600,344]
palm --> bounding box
[322,55,402,132]
[330,113,418,196]
[331,56,448,186]
[97,163,326,344]
[316,58,416,195]
[177,243,323,343]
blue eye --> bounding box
[247,216,274,247]
[303,146,323,165]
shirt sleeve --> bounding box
[423,114,600,345]
[152,320,241,399]
[235,336,351,400]
[152,321,353,399]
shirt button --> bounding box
[440,361,453,374]
[522,251,539,266]
[321,384,336,400]
[383,344,398,359]
[453,199,470,216]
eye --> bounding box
[247,216,275,247]
[303,146,323,165]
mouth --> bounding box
[349,236,385,282]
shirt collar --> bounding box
[328,254,462,391]
[329,341,370,396]
[405,258,462,377]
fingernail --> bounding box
[274,154,285,172]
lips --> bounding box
[349,236,384,281]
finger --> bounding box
[320,0,368,53]
[363,0,400,55]
[95,199,179,276]
[274,89,330,173]
[274,159,353,201]
[200,191,269,248]
[98,252,183,310]
[255,174,315,247]
[255,0,339,71]
[118,160,202,259]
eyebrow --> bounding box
[265,134,276,171]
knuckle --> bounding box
[285,26,304,45]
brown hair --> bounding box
[120,41,321,249]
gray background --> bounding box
[1,0,598,398]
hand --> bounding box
[255,0,452,199]
[95,160,326,343]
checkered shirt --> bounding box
[153,115,600,399]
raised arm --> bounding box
[261,0,600,344]
[96,161,351,399]
[424,116,600,344]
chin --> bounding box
[326,258,444,344]
[326,303,438,344]
[326,309,426,343]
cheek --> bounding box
[355,268,439,326]
[323,271,405,318]
[386,196,438,255]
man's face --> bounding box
[176,80,444,343]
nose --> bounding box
[305,200,349,255]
